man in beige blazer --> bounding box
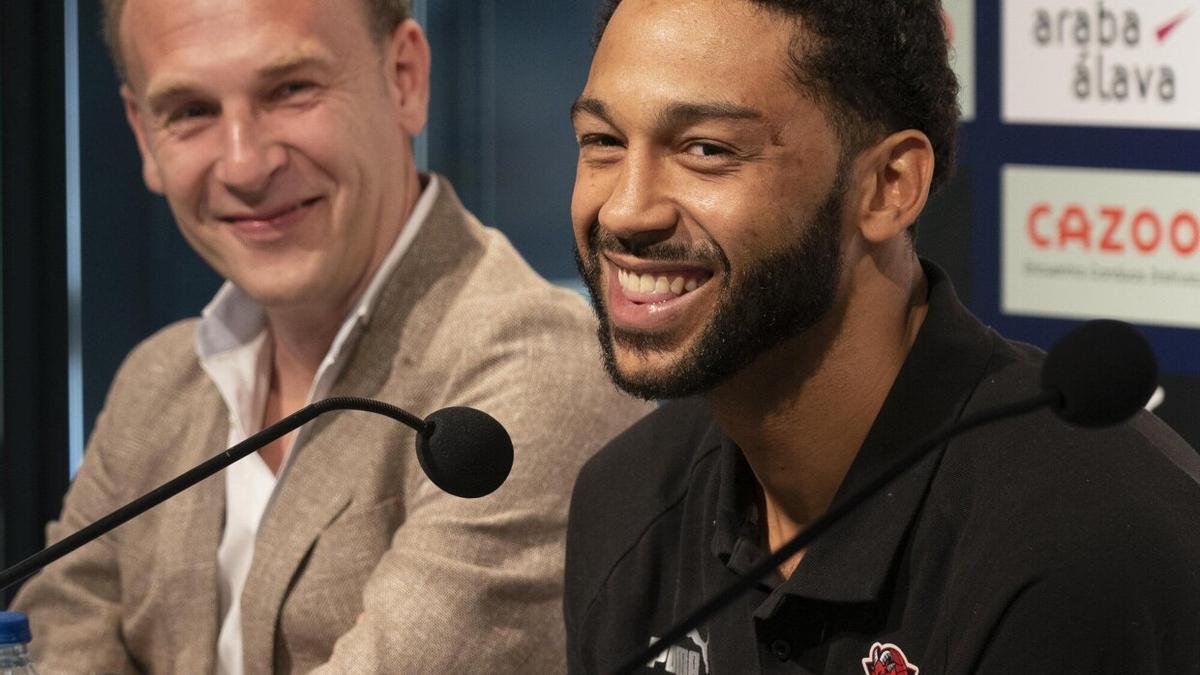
[11,0,650,672]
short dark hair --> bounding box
[595,0,960,194]
[102,0,413,84]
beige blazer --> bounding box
[13,180,651,673]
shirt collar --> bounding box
[709,260,996,606]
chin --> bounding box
[602,338,696,401]
[235,277,320,309]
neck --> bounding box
[707,247,928,563]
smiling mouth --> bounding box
[222,196,322,224]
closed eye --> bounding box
[167,102,216,125]
[579,133,623,148]
[272,80,317,100]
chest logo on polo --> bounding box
[646,629,710,675]
[862,642,919,675]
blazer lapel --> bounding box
[238,430,353,674]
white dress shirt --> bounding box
[197,177,440,675]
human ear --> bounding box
[850,130,935,244]
[382,19,432,137]
[121,84,165,195]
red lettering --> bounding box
[1170,212,1200,256]
[1131,210,1162,254]
[1098,206,1125,253]
[1027,203,1052,248]
[1026,203,1191,255]
[1058,205,1091,249]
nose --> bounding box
[214,107,286,200]
[597,151,677,246]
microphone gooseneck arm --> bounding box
[0,397,427,592]
[617,389,1061,674]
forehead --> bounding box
[585,0,803,116]
[120,0,372,93]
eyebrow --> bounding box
[571,96,764,129]
[144,53,333,113]
[570,97,612,125]
[255,53,333,82]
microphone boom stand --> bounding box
[0,397,426,592]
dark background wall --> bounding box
[1,0,72,602]
[2,0,1198,600]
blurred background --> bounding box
[2,0,1198,601]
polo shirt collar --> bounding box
[710,260,995,607]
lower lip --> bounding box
[228,199,320,242]
[605,261,712,333]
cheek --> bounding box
[282,118,345,173]
[159,167,207,212]
[570,176,603,248]
[152,142,217,205]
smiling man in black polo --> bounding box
[564,0,1200,672]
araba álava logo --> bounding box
[1031,3,1192,103]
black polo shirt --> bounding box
[565,263,1200,674]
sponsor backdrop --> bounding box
[941,0,1200,444]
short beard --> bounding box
[575,175,846,400]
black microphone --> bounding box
[618,319,1157,673]
[418,406,515,499]
[1041,319,1158,428]
[0,397,513,592]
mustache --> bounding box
[586,224,729,271]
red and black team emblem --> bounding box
[861,642,919,675]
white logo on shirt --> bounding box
[647,630,710,675]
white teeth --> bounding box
[616,266,703,296]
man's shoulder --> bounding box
[952,328,1200,499]
[896,327,1200,658]
[927,407,1200,661]
[566,398,720,596]
[574,397,719,508]
[91,319,204,421]
[459,225,595,326]
[410,192,596,341]
[930,329,1200,574]
[113,318,203,389]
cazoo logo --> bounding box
[1003,1,1200,128]
[1026,203,1200,256]
[1029,2,1191,103]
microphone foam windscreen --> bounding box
[1041,319,1158,428]
[416,406,514,498]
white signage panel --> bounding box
[1003,0,1200,128]
[944,0,977,121]
[1003,164,1200,328]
